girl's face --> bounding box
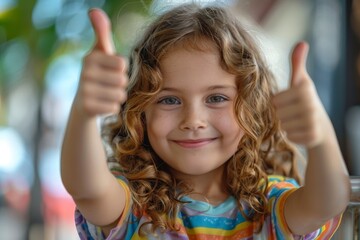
[145,46,244,179]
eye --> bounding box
[157,96,181,105]
[206,94,228,103]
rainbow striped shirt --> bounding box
[75,175,341,239]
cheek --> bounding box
[214,109,242,137]
[216,113,243,152]
[146,110,175,139]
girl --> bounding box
[61,3,350,239]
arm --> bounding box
[60,9,128,233]
[273,42,350,235]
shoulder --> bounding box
[257,176,300,238]
[260,176,342,239]
[267,175,299,187]
[265,175,299,197]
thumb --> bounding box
[88,8,115,55]
[290,41,309,87]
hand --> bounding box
[74,8,128,118]
[272,42,331,149]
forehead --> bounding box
[161,47,219,72]
[166,35,218,53]
[160,37,220,72]
[159,46,236,89]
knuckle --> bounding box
[112,103,120,113]
[84,51,103,67]
[309,113,318,126]
[119,75,128,87]
[81,70,94,82]
[83,53,95,65]
[116,92,123,101]
[307,131,317,142]
[81,85,94,101]
[114,57,126,70]
[121,92,128,102]
[77,84,86,97]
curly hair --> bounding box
[104,3,301,234]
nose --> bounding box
[179,104,207,131]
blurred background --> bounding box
[0,0,359,239]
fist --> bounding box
[272,42,331,149]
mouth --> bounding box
[172,138,216,148]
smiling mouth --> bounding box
[173,138,216,148]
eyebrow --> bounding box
[161,85,237,92]
[208,85,237,90]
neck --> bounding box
[173,164,229,206]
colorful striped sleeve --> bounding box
[266,175,342,240]
[75,175,133,240]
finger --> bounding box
[272,89,299,108]
[286,130,318,147]
[98,55,128,72]
[84,51,127,72]
[275,102,304,122]
[88,8,115,55]
[84,82,127,102]
[280,115,309,133]
[96,73,128,88]
[290,41,309,87]
[85,100,121,115]
[95,91,127,104]
[83,69,128,88]
[286,131,308,144]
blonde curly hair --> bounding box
[104,3,301,234]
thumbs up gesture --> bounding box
[74,8,128,118]
[272,42,331,149]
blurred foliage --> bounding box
[0,0,152,98]
[0,2,153,234]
